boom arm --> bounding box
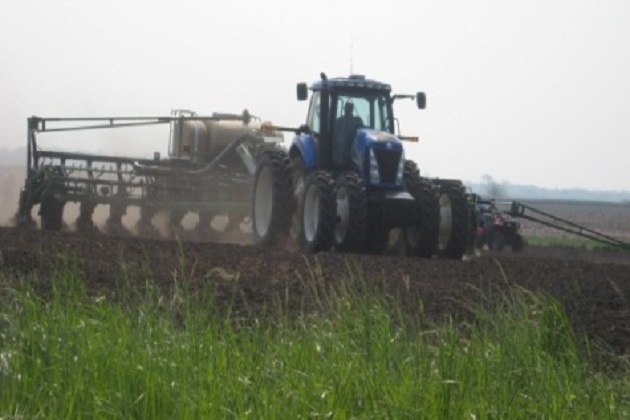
[508,201,630,250]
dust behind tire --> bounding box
[300,170,336,253]
[252,150,294,247]
[435,181,469,259]
[403,160,439,258]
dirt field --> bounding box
[2,166,629,359]
[0,226,629,359]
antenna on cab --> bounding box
[350,37,354,74]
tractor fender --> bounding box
[290,133,317,170]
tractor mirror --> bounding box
[297,83,308,101]
[416,92,426,109]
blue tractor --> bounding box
[251,73,470,258]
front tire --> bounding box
[252,150,294,247]
[333,171,367,252]
[300,171,336,253]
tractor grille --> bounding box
[374,148,401,184]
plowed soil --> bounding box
[1,227,629,359]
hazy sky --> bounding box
[1,0,629,190]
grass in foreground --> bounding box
[0,259,628,418]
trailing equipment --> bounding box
[16,110,284,238]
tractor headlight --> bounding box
[369,149,380,184]
[395,150,405,186]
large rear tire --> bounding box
[252,150,294,247]
[333,171,367,252]
[436,181,470,259]
[300,171,336,253]
[403,161,439,258]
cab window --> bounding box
[334,92,392,132]
[306,91,321,133]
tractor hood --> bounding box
[352,129,405,189]
[355,129,403,151]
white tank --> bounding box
[170,119,208,162]
[170,118,260,164]
[206,120,258,157]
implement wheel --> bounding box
[300,171,336,253]
[40,196,64,231]
[252,150,294,247]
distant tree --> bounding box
[481,174,507,199]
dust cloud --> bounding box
[0,166,24,226]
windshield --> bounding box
[333,91,393,133]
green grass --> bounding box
[0,258,628,418]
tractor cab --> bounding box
[295,74,425,189]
